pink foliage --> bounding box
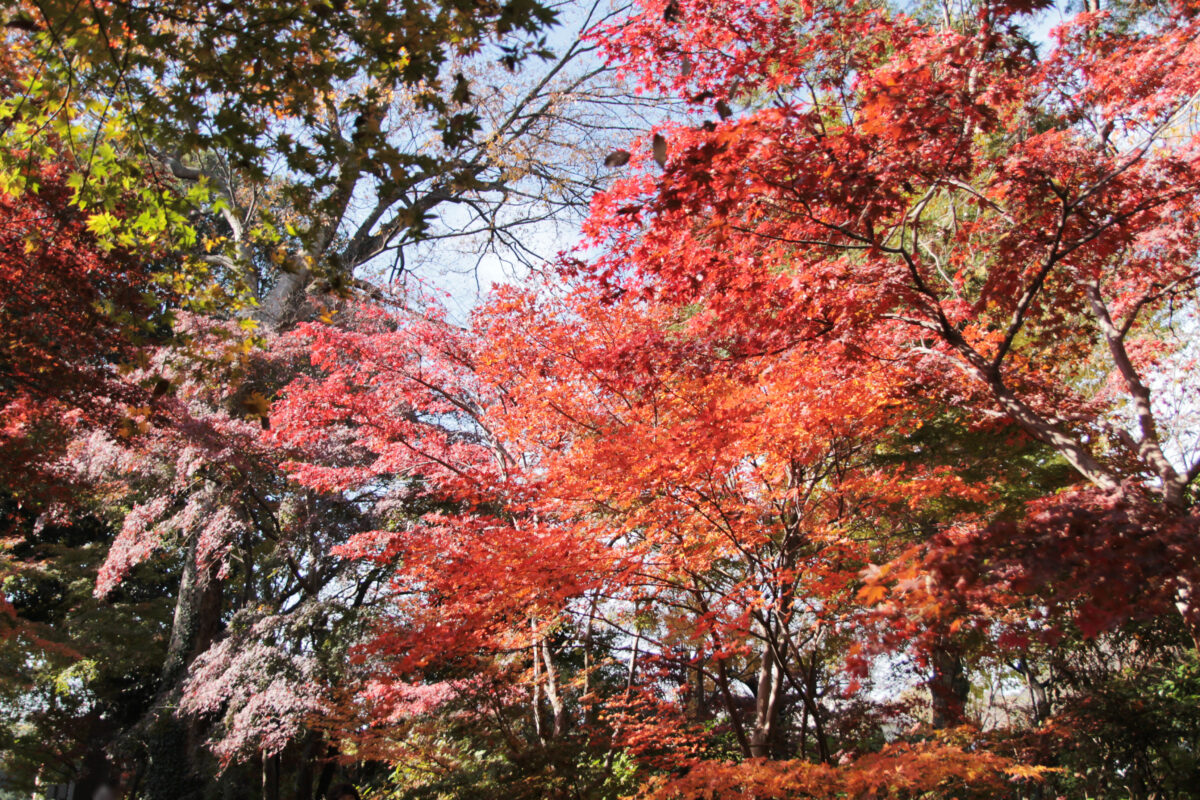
[96,496,172,596]
[182,613,330,765]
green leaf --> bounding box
[86,212,120,237]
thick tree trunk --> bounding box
[143,539,224,800]
[748,642,786,758]
[294,735,319,800]
[314,746,339,800]
[72,735,115,800]
[1026,670,1050,725]
[929,644,969,728]
[144,715,196,800]
[257,265,312,330]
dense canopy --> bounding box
[3,1,1200,799]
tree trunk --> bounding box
[314,747,339,800]
[1174,573,1200,653]
[713,655,752,758]
[262,752,280,800]
[801,655,830,763]
[1015,657,1051,725]
[144,715,196,800]
[541,639,569,739]
[72,736,114,800]
[929,644,969,728]
[257,264,311,330]
[294,735,321,800]
[143,540,224,800]
[748,642,786,758]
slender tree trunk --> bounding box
[713,655,752,758]
[693,657,709,721]
[539,637,569,740]
[583,597,598,727]
[531,617,543,742]
[798,693,810,760]
[1015,657,1051,725]
[801,656,830,763]
[1174,572,1200,653]
[262,752,280,800]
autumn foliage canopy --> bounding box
[4,0,1200,799]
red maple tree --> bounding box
[586,0,1200,642]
